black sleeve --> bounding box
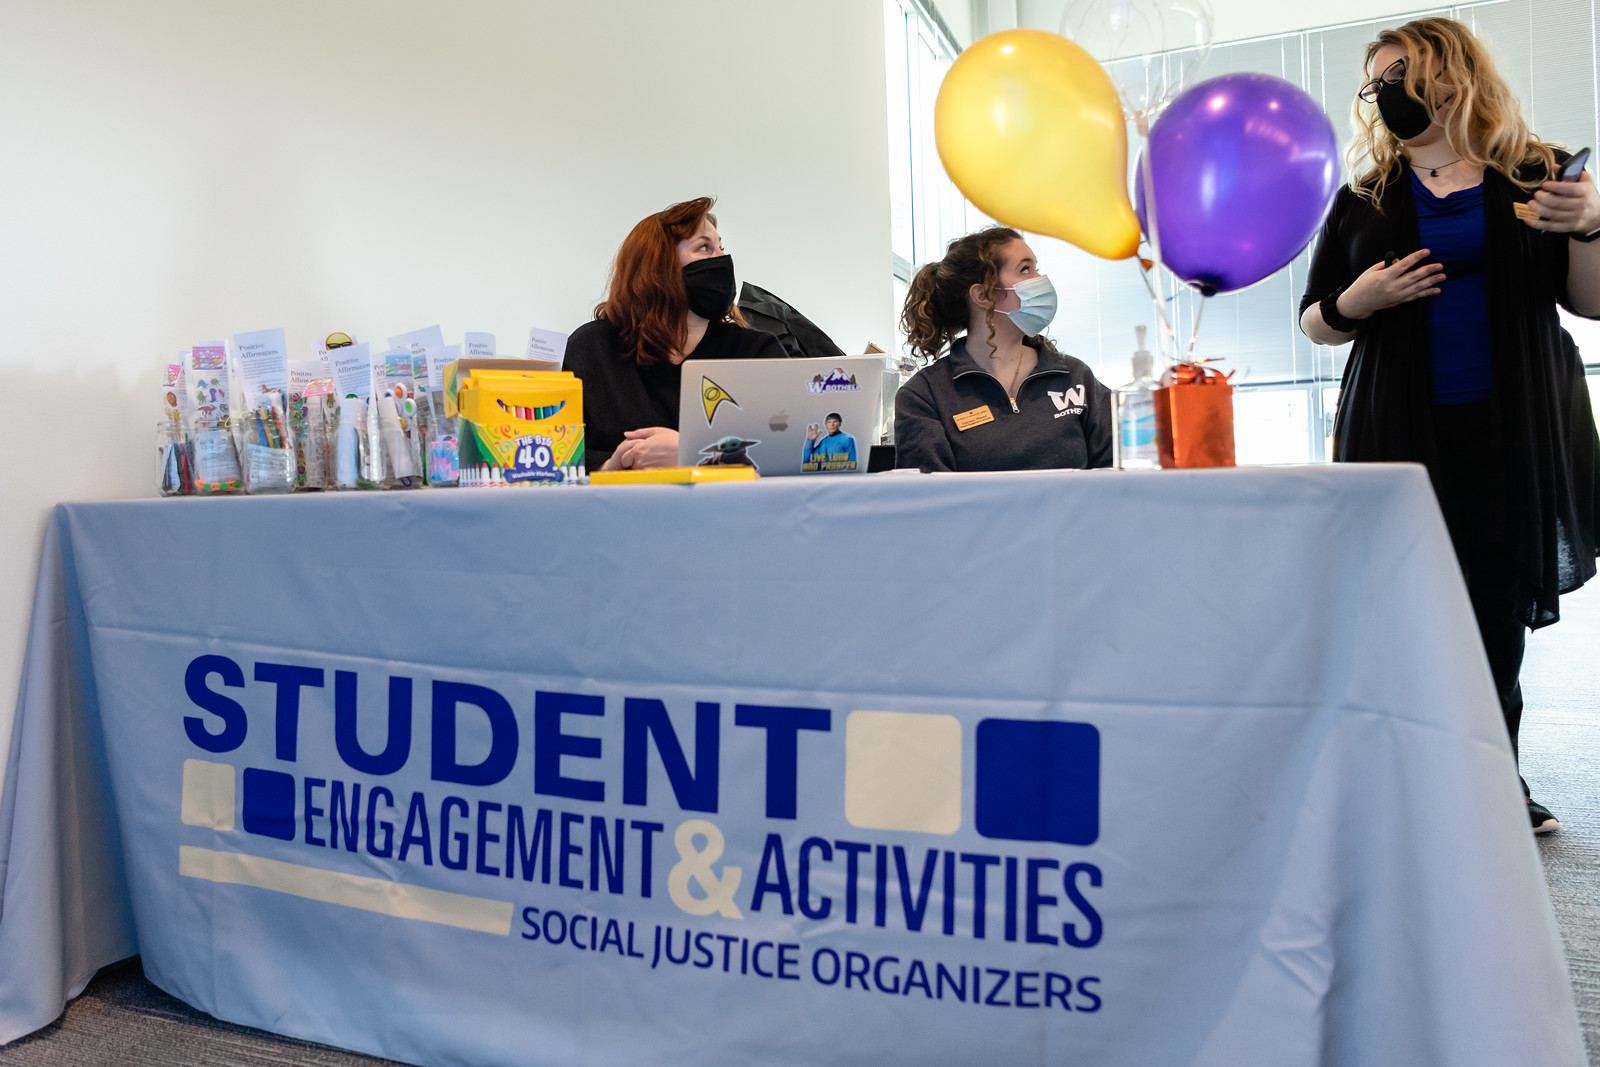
[564,321,618,470]
[1299,187,1355,319]
[1547,154,1594,318]
[1511,150,1600,319]
[893,373,955,472]
[1082,371,1115,469]
[744,328,787,359]
[1552,238,1593,318]
[564,320,610,384]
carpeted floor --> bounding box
[3,594,1597,1066]
[0,956,405,1066]
[1524,583,1600,1060]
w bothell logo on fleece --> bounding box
[1048,385,1086,414]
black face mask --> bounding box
[1376,79,1432,141]
[682,256,737,320]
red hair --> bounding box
[595,196,746,366]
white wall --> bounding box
[0,0,893,788]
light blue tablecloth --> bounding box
[0,467,1584,1065]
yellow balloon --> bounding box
[935,29,1140,260]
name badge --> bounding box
[953,405,994,431]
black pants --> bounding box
[1432,402,1528,788]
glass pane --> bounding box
[1233,387,1312,464]
[887,2,990,317]
[1321,385,1341,460]
[884,0,914,264]
[892,275,911,360]
[1522,0,1598,150]
[912,32,949,264]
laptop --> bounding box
[677,356,884,476]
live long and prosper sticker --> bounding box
[175,654,1106,1013]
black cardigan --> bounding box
[1300,158,1600,627]
[566,317,785,469]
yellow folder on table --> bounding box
[589,467,758,485]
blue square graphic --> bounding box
[241,768,296,841]
[975,719,1100,845]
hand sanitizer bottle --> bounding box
[1116,325,1159,469]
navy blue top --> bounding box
[1412,169,1490,403]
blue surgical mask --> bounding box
[1003,275,1057,336]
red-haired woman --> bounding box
[568,196,785,471]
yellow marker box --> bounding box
[441,358,564,418]
[457,372,585,485]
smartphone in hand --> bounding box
[1559,148,1590,182]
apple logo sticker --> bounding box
[769,411,789,431]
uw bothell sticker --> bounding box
[801,413,857,473]
[807,367,862,394]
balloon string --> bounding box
[1137,120,1211,368]
[1187,297,1206,362]
[1137,265,1181,360]
[1136,129,1179,367]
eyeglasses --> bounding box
[1358,57,1406,103]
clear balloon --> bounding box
[934,29,1141,261]
[1134,73,1341,295]
[1058,0,1215,127]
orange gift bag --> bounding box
[1152,362,1235,468]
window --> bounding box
[1232,385,1313,465]
[883,0,985,357]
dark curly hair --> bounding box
[899,226,1023,364]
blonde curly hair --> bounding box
[1347,17,1559,206]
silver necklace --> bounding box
[1005,358,1028,402]
[990,352,1029,410]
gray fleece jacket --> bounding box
[894,337,1114,472]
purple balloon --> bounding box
[1135,73,1339,296]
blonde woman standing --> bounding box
[1299,17,1600,833]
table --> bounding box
[0,467,1585,1065]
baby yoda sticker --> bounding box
[698,435,761,472]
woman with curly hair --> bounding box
[1299,17,1600,833]
[894,227,1112,472]
[567,196,785,471]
